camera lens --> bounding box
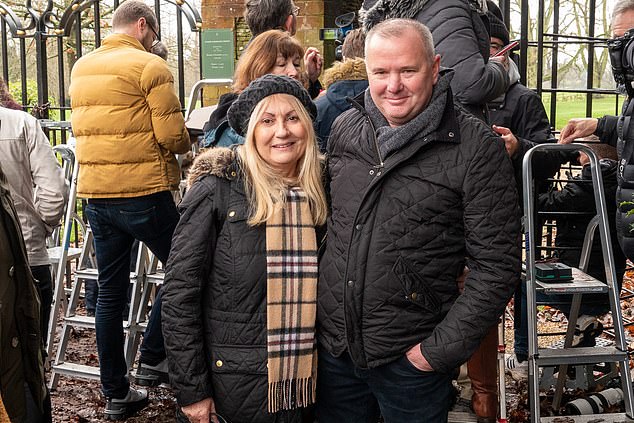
[623,38,634,68]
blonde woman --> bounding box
[162,75,326,423]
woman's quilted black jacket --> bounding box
[161,149,315,423]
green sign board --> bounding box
[201,29,235,79]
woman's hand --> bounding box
[304,47,323,82]
[181,397,216,423]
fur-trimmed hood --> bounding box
[360,0,486,31]
[186,147,236,188]
[322,58,368,89]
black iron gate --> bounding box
[0,0,201,142]
[499,0,620,132]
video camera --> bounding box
[608,28,634,97]
[319,12,355,61]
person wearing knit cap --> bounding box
[201,30,309,149]
[162,74,326,423]
[487,9,510,48]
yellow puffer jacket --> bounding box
[70,33,190,198]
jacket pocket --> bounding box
[210,344,268,375]
[391,256,441,316]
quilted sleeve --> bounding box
[429,4,509,106]
[595,115,619,148]
[161,176,218,406]
[421,133,521,373]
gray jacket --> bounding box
[0,108,66,266]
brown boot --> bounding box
[467,326,499,420]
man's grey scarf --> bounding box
[364,71,453,159]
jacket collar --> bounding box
[347,69,461,148]
[323,58,368,88]
[101,33,147,52]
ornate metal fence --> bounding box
[0,0,202,142]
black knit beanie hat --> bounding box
[486,10,510,47]
[227,74,317,136]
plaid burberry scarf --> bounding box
[266,187,317,413]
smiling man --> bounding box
[316,18,521,423]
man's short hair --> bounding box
[613,0,634,22]
[342,29,366,60]
[112,0,158,30]
[244,0,294,36]
[365,19,435,64]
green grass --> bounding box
[541,92,625,132]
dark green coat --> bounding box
[0,164,48,421]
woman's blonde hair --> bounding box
[237,94,327,226]
[233,30,305,92]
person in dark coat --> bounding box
[359,0,509,121]
[559,0,634,262]
[0,163,52,422]
[161,75,328,423]
[315,29,369,151]
[201,30,306,148]
[540,146,626,285]
[316,19,520,422]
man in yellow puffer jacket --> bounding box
[69,1,190,419]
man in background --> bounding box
[0,106,66,339]
[69,1,190,419]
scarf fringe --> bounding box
[268,377,316,413]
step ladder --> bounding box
[46,142,158,389]
[48,234,151,389]
[124,250,165,385]
[522,143,634,422]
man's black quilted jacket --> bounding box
[317,91,521,374]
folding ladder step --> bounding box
[541,413,633,422]
[63,315,95,328]
[75,268,99,279]
[48,246,83,262]
[146,273,164,284]
[536,268,608,295]
[62,315,136,330]
[536,346,627,366]
[51,362,100,380]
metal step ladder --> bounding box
[522,143,634,422]
[46,143,156,389]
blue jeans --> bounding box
[316,349,453,423]
[84,192,178,398]
[514,280,612,357]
